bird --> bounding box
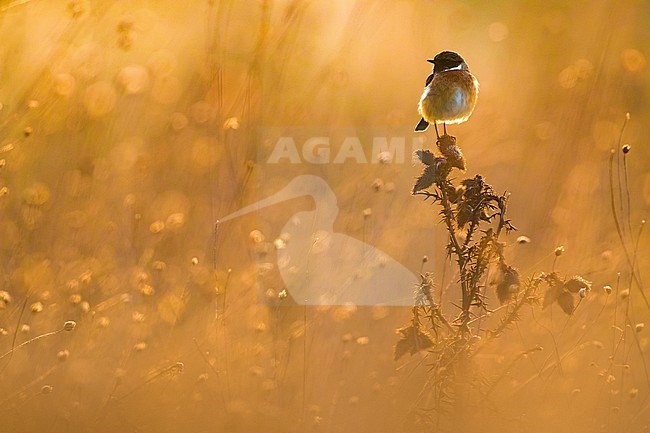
[218,175,418,306]
[415,51,479,137]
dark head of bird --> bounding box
[427,51,466,74]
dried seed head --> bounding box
[377,151,392,164]
[97,317,110,328]
[622,144,631,154]
[422,255,429,263]
[604,285,612,294]
[149,220,165,234]
[356,336,370,345]
[554,246,565,256]
[57,349,70,361]
[278,289,288,299]
[223,117,240,130]
[63,321,76,331]
[41,385,53,394]
[133,342,147,352]
[0,290,12,308]
[635,323,645,333]
[437,135,465,170]
[31,302,44,313]
[516,235,531,244]
[249,230,264,243]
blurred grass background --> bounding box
[0,1,648,432]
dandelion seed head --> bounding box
[149,220,165,234]
[273,238,286,250]
[116,65,150,95]
[139,283,155,296]
[57,349,70,361]
[622,48,646,72]
[223,117,240,130]
[249,230,265,243]
[0,290,12,308]
[377,151,392,164]
[356,336,370,345]
[133,342,147,352]
[53,73,76,97]
[67,0,89,19]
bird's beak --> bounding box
[426,59,435,64]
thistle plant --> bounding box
[395,134,593,423]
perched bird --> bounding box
[415,51,479,137]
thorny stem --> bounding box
[438,182,470,332]
[439,182,463,258]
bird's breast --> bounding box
[418,70,479,124]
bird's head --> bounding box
[428,51,467,73]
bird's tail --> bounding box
[415,117,429,132]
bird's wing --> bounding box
[425,73,434,86]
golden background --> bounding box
[0,1,648,432]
